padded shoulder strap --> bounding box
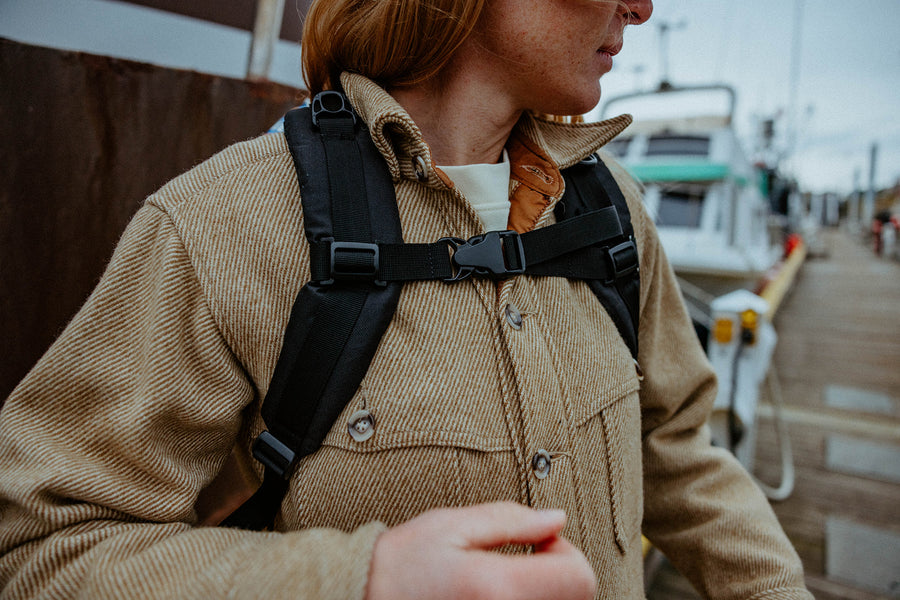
[557,155,640,358]
[222,93,402,530]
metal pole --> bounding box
[786,0,804,160]
[658,22,670,86]
[656,20,686,88]
[247,0,286,82]
[863,142,878,226]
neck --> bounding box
[389,66,522,167]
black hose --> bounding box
[727,332,752,453]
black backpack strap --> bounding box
[556,154,640,358]
[303,151,639,356]
[222,92,402,530]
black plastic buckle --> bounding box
[442,231,527,282]
[324,240,384,286]
[311,90,357,130]
[252,431,296,480]
[604,238,639,283]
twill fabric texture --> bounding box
[0,73,812,600]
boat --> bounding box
[601,83,784,299]
[600,83,804,478]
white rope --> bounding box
[752,365,796,501]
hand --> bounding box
[365,502,597,600]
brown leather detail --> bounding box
[506,131,563,233]
[433,165,455,189]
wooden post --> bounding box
[247,0,286,81]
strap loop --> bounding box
[604,238,639,284]
[311,90,357,130]
[252,431,297,480]
[322,240,385,286]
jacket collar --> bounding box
[341,72,632,189]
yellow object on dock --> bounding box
[759,241,807,319]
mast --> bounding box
[786,0,805,161]
[656,19,686,90]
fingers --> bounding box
[464,537,597,600]
[366,503,596,600]
[436,503,596,600]
[442,501,567,549]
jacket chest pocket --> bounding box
[571,380,643,558]
[281,384,520,532]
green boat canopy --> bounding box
[627,162,736,183]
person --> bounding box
[0,0,813,598]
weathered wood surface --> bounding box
[648,228,900,600]
[1,39,305,400]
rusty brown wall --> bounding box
[0,39,306,400]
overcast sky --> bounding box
[588,0,900,195]
[3,0,899,195]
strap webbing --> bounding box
[557,156,640,357]
[222,100,403,530]
[308,206,631,284]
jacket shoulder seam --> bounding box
[146,134,289,214]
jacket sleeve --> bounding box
[606,162,812,600]
[0,204,385,599]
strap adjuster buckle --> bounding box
[252,431,296,480]
[442,231,527,282]
[324,240,385,286]
[604,238,639,283]
[311,91,357,130]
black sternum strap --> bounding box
[306,206,635,285]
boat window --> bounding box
[605,137,631,158]
[656,183,706,227]
[646,135,710,157]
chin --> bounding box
[551,83,602,117]
[525,78,601,117]
[546,95,600,118]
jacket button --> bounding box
[531,449,551,479]
[505,304,523,329]
[348,410,375,442]
[634,358,644,381]
[413,155,428,182]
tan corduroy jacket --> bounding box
[0,74,811,599]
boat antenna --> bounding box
[656,19,687,91]
[786,0,805,163]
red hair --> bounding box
[301,0,487,96]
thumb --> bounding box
[450,502,567,550]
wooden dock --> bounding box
[647,228,900,600]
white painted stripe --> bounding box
[0,0,305,88]
[825,384,897,416]
[826,516,900,596]
[756,404,900,442]
[825,434,900,483]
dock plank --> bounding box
[646,229,900,599]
